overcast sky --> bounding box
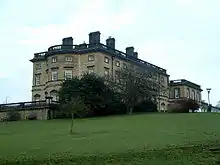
[0,0,219,105]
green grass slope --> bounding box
[0,113,220,164]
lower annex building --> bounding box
[30,31,202,111]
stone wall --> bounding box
[0,108,49,121]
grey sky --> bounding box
[0,0,219,105]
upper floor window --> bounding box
[65,56,72,62]
[116,60,120,67]
[34,74,40,86]
[52,57,57,63]
[64,70,73,80]
[87,66,94,74]
[123,63,127,69]
[36,63,41,70]
[161,76,165,83]
[88,55,94,61]
[51,71,58,81]
[187,88,190,98]
[104,57,109,63]
[174,88,180,98]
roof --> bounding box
[170,79,202,91]
[30,43,168,75]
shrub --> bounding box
[134,100,157,113]
[7,111,21,121]
[168,99,199,113]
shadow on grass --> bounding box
[69,130,109,138]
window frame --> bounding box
[36,63,41,70]
[52,57,57,63]
[64,70,73,80]
[123,63,127,69]
[104,57,109,63]
[87,66,94,74]
[35,74,40,86]
[104,68,110,77]
[116,60,120,67]
[51,71,58,81]
[174,88,180,98]
[186,88,190,98]
[65,56,73,62]
[88,55,95,61]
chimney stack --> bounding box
[62,37,73,45]
[106,36,115,49]
[126,47,134,56]
[89,31,101,47]
[133,52,138,58]
[62,37,73,50]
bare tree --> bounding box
[60,97,88,134]
[107,66,165,114]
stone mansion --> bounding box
[30,31,202,111]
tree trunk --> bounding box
[127,106,133,115]
[70,112,74,134]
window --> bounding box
[34,94,41,101]
[35,74,40,85]
[104,57,109,63]
[104,68,109,76]
[65,56,72,62]
[148,73,153,78]
[87,66,94,74]
[88,55,94,61]
[36,63,41,70]
[161,77,165,83]
[64,70,73,80]
[116,61,120,67]
[197,92,200,101]
[51,71,58,81]
[187,88,190,98]
[174,88,180,98]
[123,63,127,69]
[52,57,57,63]
[192,90,195,100]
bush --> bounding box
[168,99,199,113]
[7,111,21,121]
[134,100,157,113]
[207,104,212,112]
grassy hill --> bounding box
[0,113,220,164]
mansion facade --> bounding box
[30,31,202,111]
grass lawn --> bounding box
[0,113,220,164]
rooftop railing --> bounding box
[34,43,167,73]
[0,100,59,112]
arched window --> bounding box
[192,90,195,100]
[34,94,41,101]
[50,90,59,101]
[187,88,190,99]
